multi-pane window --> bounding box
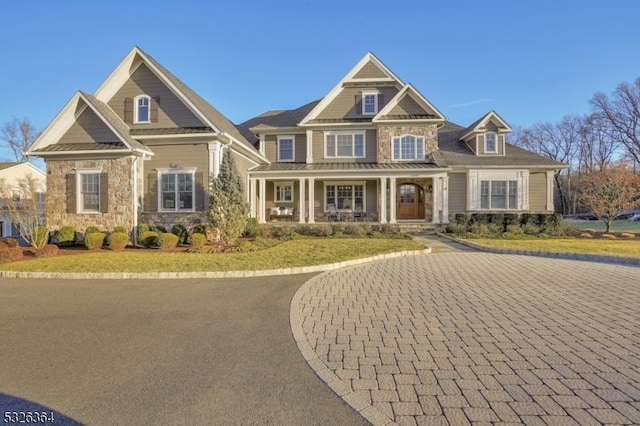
[392,135,424,160]
[325,132,365,158]
[81,173,100,212]
[277,136,294,162]
[363,93,378,115]
[485,132,497,153]
[325,184,364,210]
[480,180,517,209]
[160,172,194,211]
[275,183,293,202]
[135,95,150,123]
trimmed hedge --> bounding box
[107,232,129,250]
[140,231,159,248]
[57,226,76,247]
[171,224,188,244]
[158,232,179,250]
[189,233,207,249]
[85,232,106,250]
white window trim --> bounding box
[134,94,151,124]
[469,170,529,211]
[323,181,367,212]
[274,181,294,203]
[75,168,102,214]
[157,168,197,213]
[392,134,425,161]
[324,131,366,159]
[277,135,295,162]
[484,132,498,153]
[362,91,379,115]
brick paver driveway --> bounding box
[291,252,640,425]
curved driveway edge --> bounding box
[0,248,430,280]
[437,232,640,267]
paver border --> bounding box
[0,248,430,280]
[437,232,640,267]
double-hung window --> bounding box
[159,170,195,212]
[75,170,102,213]
[480,180,517,209]
[325,183,365,211]
[392,135,424,161]
[362,92,378,115]
[277,136,295,162]
[485,132,497,153]
[274,182,293,202]
[325,132,365,158]
[134,95,151,123]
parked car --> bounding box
[629,213,640,222]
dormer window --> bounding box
[362,92,378,115]
[134,95,151,123]
[485,132,497,153]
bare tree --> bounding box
[591,78,640,164]
[1,118,40,162]
[577,163,640,233]
[0,175,48,247]
[578,114,621,173]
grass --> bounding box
[564,219,640,233]
[469,237,640,259]
[1,238,424,273]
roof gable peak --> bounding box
[373,83,446,122]
[460,110,512,140]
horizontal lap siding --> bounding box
[143,143,208,212]
[529,172,547,211]
[59,108,119,144]
[316,86,399,120]
[264,134,306,163]
[388,96,428,116]
[108,63,203,128]
[353,61,388,79]
[448,173,467,212]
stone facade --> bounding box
[377,124,439,163]
[46,156,135,232]
[139,212,207,229]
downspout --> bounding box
[132,155,138,243]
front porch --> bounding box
[247,174,450,225]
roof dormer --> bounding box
[460,111,512,156]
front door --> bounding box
[398,183,425,220]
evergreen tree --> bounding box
[208,150,249,243]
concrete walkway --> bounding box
[291,252,640,425]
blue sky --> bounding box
[1,1,639,161]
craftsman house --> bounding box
[27,47,563,231]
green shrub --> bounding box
[151,225,168,234]
[505,224,525,235]
[31,226,50,248]
[270,225,295,240]
[445,223,467,235]
[254,224,273,238]
[296,224,333,237]
[171,224,188,244]
[34,244,59,258]
[137,224,150,245]
[107,232,129,250]
[140,231,159,248]
[503,214,520,229]
[342,223,366,237]
[189,233,207,249]
[470,213,490,225]
[243,218,259,238]
[85,226,101,235]
[191,224,207,235]
[469,222,502,236]
[57,226,76,247]
[158,232,179,250]
[85,232,106,250]
[113,225,128,234]
[522,221,541,235]
[454,213,470,226]
[543,213,565,235]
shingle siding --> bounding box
[59,108,119,144]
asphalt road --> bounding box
[0,275,368,425]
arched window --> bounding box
[134,95,151,123]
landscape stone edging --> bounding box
[437,232,640,267]
[0,248,431,280]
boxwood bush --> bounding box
[57,226,76,247]
[171,224,188,244]
[107,232,129,250]
[140,231,159,248]
[158,232,179,250]
[85,232,106,250]
[189,233,207,249]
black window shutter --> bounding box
[195,172,205,211]
[147,173,158,212]
[124,97,133,123]
[355,91,362,114]
[66,174,76,213]
[100,173,109,213]
[150,97,159,122]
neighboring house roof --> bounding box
[0,162,46,177]
[438,121,564,167]
[236,100,321,145]
[0,162,21,171]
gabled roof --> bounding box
[0,162,46,177]
[93,47,265,162]
[460,111,512,141]
[0,162,20,171]
[373,83,446,122]
[27,91,153,156]
[299,52,403,126]
[237,100,320,145]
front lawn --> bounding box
[469,238,640,259]
[0,238,424,273]
[564,219,640,233]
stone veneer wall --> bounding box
[46,157,135,232]
[139,212,207,229]
[377,124,439,163]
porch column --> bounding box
[432,177,440,224]
[546,171,555,211]
[298,178,306,223]
[380,178,387,223]
[389,177,397,224]
[249,178,257,218]
[258,178,266,224]
[306,130,313,163]
[308,178,315,223]
[208,141,222,178]
[442,176,449,224]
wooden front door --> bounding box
[398,184,425,219]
